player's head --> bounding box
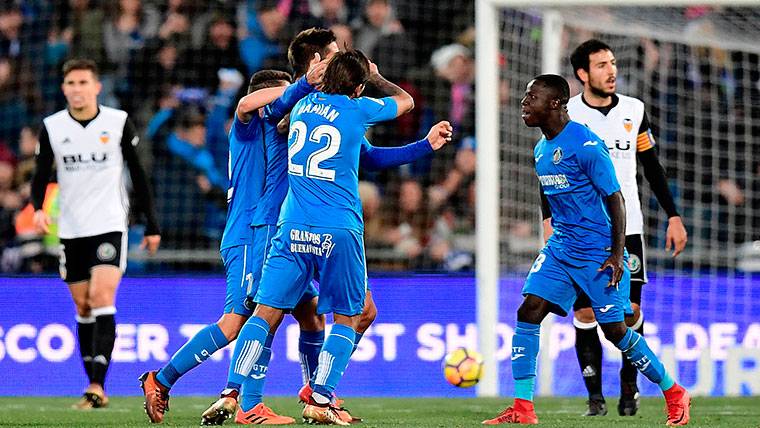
[570,39,616,97]
[321,50,370,97]
[247,69,292,94]
[61,58,101,111]
[288,27,339,78]
[521,74,569,127]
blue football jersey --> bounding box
[279,92,398,232]
[221,115,266,250]
[535,121,621,254]
[223,77,314,248]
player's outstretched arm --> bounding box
[367,62,414,117]
[359,121,452,171]
[266,53,328,122]
[599,190,626,286]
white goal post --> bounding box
[475,0,760,397]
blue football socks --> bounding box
[512,321,540,401]
[616,328,674,391]
[312,324,356,400]
[239,333,274,411]
[157,323,229,389]
[226,316,270,391]
[299,330,325,384]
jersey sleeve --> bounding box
[264,76,314,122]
[30,124,54,210]
[359,137,432,171]
[577,133,621,197]
[233,114,262,141]
[636,111,656,152]
[121,118,161,236]
[357,96,398,126]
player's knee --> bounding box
[296,311,325,332]
[253,305,284,333]
[599,322,627,344]
[357,301,377,334]
[516,298,546,324]
[574,307,596,323]
[217,313,248,341]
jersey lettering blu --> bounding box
[221,78,314,249]
[535,121,621,255]
[280,93,398,232]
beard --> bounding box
[589,80,614,98]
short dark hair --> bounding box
[569,39,613,82]
[321,50,370,96]
[288,28,337,78]
[533,74,570,106]
[62,58,99,79]
[247,69,292,94]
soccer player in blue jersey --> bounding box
[482,75,690,426]
[216,50,414,426]
[140,60,327,424]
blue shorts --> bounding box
[522,245,632,324]
[254,223,367,316]
[222,225,318,316]
[221,243,257,317]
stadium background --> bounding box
[0,0,758,399]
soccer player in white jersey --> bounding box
[549,39,688,416]
[30,59,161,409]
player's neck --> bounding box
[68,105,99,122]
[582,88,613,108]
[542,114,570,140]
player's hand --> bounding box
[665,216,687,257]
[599,253,624,287]
[306,53,328,87]
[33,209,51,234]
[140,235,161,255]
[426,121,453,150]
[368,61,379,77]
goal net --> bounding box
[477,1,760,397]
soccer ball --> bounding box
[443,348,484,388]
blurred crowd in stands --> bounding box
[0,0,477,272]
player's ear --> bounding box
[354,83,365,98]
[577,68,589,85]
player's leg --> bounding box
[293,294,325,386]
[302,227,365,426]
[484,248,576,425]
[203,224,308,425]
[572,294,606,416]
[354,289,377,354]
[618,234,647,416]
[152,246,251,393]
[60,237,101,409]
[587,262,690,426]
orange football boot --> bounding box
[482,399,538,425]
[234,403,296,425]
[664,384,691,426]
[139,371,170,423]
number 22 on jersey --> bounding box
[288,120,341,181]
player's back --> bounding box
[221,115,266,249]
[535,121,621,255]
[279,92,397,232]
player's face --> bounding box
[520,80,553,127]
[586,49,616,97]
[62,69,101,111]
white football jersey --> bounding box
[43,106,131,239]
[567,94,655,235]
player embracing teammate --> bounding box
[141,27,452,425]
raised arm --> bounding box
[367,62,414,117]
[236,86,287,123]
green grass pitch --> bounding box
[0,396,757,427]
